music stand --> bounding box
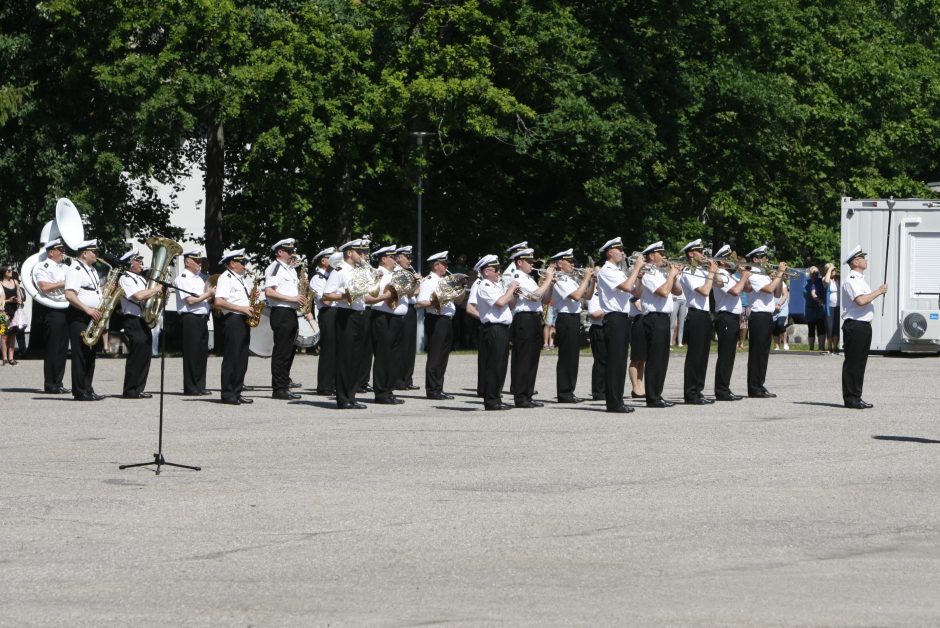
[119,277,201,475]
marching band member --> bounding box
[416,251,458,400]
[639,241,682,408]
[63,239,104,401]
[264,238,304,400]
[501,241,528,284]
[174,248,214,396]
[393,245,421,391]
[711,245,748,400]
[357,239,375,394]
[214,249,255,406]
[117,250,163,399]
[841,246,887,409]
[596,237,644,413]
[465,263,484,398]
[369,245,406,404]
[743,245,786,398]
[309,247,337,396]
[476,254,518,410]
[586,290,606,401]
[322,239,369,409]
[507,248,554,408]
[34,238,69,394]
[550,249,594,403]
[678,239,718,404]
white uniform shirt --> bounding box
[587,293,604,327]
[679,266,710,311]
[467,278,481,307]
[264,259,299,309]
[713,269,743,314]
[64,260,102,309]
[417,273,456,317]
[747,273,775,313]
[216,269,251,308]
[324,261,365,312]
[500,262,517,285]
[596,261,631,314]
[641,267,675,314]
[309,268,331,311]
[119,272,149,317]
[510,270,542,314]
[477,279,513,325]
[841,271,875,322]
[175,270,210,315]
[552,274,582,314]
[33,258,67,291]
[372,266,408,316]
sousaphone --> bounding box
[22,198,85,309]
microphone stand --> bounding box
[119,273,201,475]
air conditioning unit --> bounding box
[900,310,940,346]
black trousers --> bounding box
[554,312,581,399]
[334,308,366,406]
[316,306,337,394]
[43,309,68,391]
[603,312,630,410]
[270,307,299,393]
[481,323,511,408]
[842,319,872,404]
[221,314,250,402]
[424,313,453,395]
[395,304,418,388]
[510,311,542,405]
[359,309,374,389]
[476,324,485,396]
[747,311,774,395]
[122,315,152,396]
[713,311,740,397]
[67,309,96,398]
[642,312,671,403]
[371,310,403,400]
[180,313,209,394]
[682,307,712,400]
[589,324,606,398]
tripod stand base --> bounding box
[119,452,201,475]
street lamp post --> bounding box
[411,132,435,275]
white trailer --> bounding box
[841,197,940,353]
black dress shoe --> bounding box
[272,390,301,400]
[221,398,241,405]
[396,384,420,391]
[44,386,70,394]
[557,396,583,404]
[90,393,105,401]
[749,391,777,399]
[315,389,335,396]
[427,392,453,400]
[375,397,405,405]
[715,393,743,401]
[646,399,675,408]
[241,385,256,392]
[685,397,709,405]
[123,392,153,399]
[359,384,373,393]
[75,394,101,401]
[485,403,513,411]
[844,401,866,409]
[515,400,544,409]
[237,396,254,404]
[338,402,367,409]
[606,405,635,413]
[289,381,301,389]
[199,390,212,396]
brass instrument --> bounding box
[430,271,468,309]
[344,260,382,304]
[141,236,183,328]
[740,260,800,278]
[387,268,418,308]
[500,275,541,302]
[22,197,84,310]
[81,264,124,347]
[246,271,265,328]
[296,256,316,317]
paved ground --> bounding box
[1,350,939,627]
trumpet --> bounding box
[739,260,800,278]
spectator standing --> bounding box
[1,266,23,364]
[823,263,841,354]
[803,266,827,352]
[773,280,790,351]
[670,292,688,349]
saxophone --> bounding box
[81,266,124,347]
[297,257,315,317]
[246,272,266,328]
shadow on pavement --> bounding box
[872,435,940,444]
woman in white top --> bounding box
[823,263,841,354]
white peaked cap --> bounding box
[510,248,535,261]
[745,245,768,258]
[220,248,247,264]
[505,241,528,253]
[119,250,140,263]
[313,246,336,260]
[339,239,362,251]
[427,250,449,263]
[395,245,413,255]
[372,245,397,258]
[641,241,665,255]
[713,244,732,259]
[44,238,64,251]
[271,238,296,252]
[599,237,623,253]
[183,247,206,258]
[681,239,703,254]
[843,244,867,265]
[75,239,99,251]
[474,254,499,272]
[550,248,574,261]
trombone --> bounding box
[739,260,800,278]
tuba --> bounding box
[344,260,381,304]
[430,272,468,309]
[81,263,124,347]
[22,198,85,310]
[387,268,418,308]
[141,236,183,327]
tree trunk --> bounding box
[205,120,225,270]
